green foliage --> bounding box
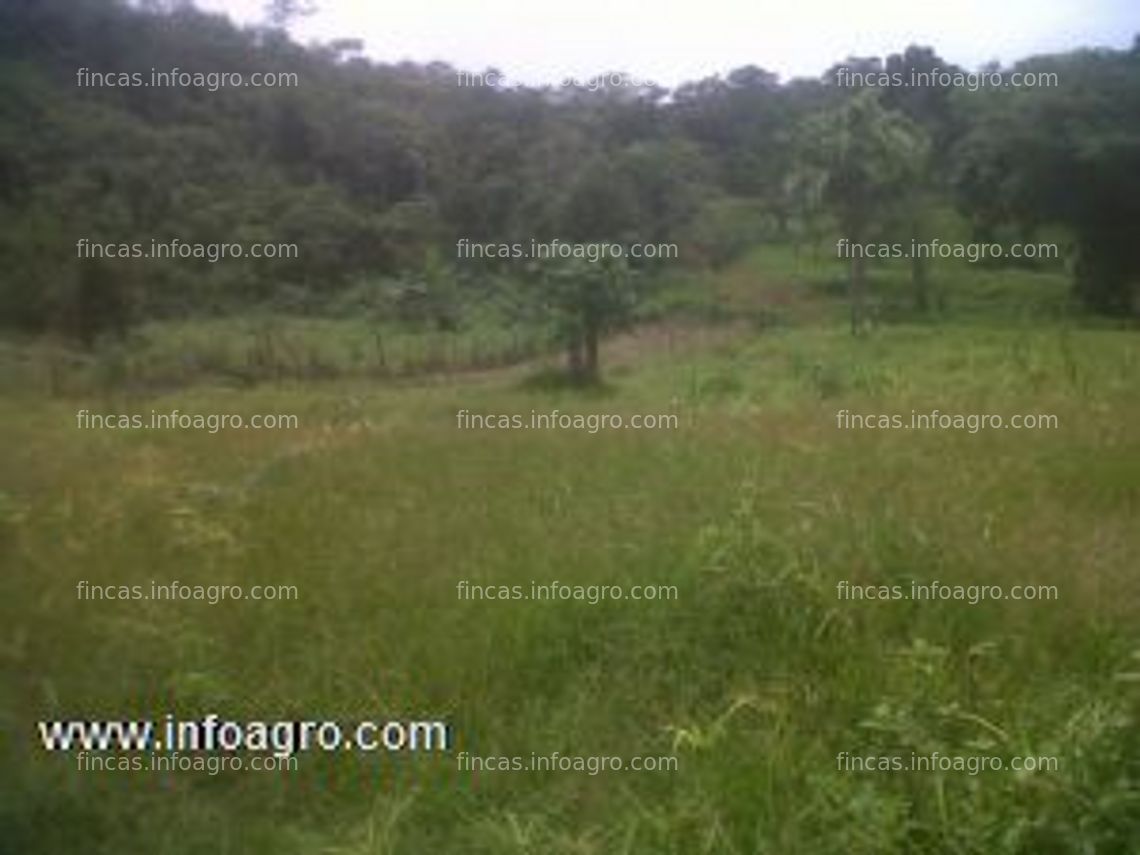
[1,0,1137,352]
[952,49,1140,314]
[687,197,773,268]
[798,89,930,234]
[795,89,931,332]
[533,254,638,382]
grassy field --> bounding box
[1,252,1138,853]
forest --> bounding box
[2,0,1137,359]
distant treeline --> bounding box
[1,0,1137,345]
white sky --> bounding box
[194,0,1138,87]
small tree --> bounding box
[419,246,460,331]
[798,90,929,334]
[781,164,828,268]
[537,253,634,384]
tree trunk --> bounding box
[849,248,866,336]
[910,213,930,315]
[774,207,788,239]
[566,335,584,379]
[583,318,600,383]
[846,211,869,336]
[912,252,929,314]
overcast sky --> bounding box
[194,0,1138,87]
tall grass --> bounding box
[0,257,1136,853]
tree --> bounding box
[952,49,1140,314]
[538,254,635,383]
[798,90,929,333]
[881,46,962,161]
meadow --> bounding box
[1,249,1137,854]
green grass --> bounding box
[0,314,557,397]
[1,253,1137,853]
